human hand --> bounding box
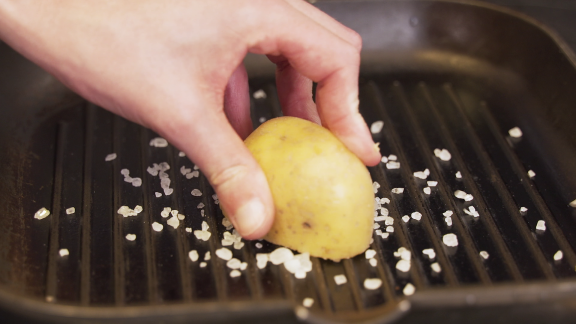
[0,0,380,239]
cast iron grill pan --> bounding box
[1,1,576,323]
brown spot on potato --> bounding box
[302,222,311,229]
[280,135,287,141]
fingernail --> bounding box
[234,198,266,237]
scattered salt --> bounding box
[369,258,377,267]
[411,212,422,221]
[554,250,563,261]
[364,278,382,290]
[230,270,241,278]
[464,194,474,201]
[422,249,436,260]
[185,227,192,233]
[191,189,202,197]
[403,283,416,296]
[536,220,546,231]
[519,207,528,214]
[155,192,162,197]
[34,207,50,220]
[456,171,462,179]
[105,153,117,161]
[370,121,384,134]
[414,170,428,179]
[334,274,347,285]
[205,251,211,260]
[373,181,381,193]
[365,249,377,259]
[125,234,136,241]
[189,250,199,262]
[386,161,401,169]
[431,262,441,273]
[256,253,269,269]
[200,262,207,268]
[216,248,233,261]
[443,233,458,247]
[269,247,294,265]
[373,223,381,230]
[167,216,180,229]
[381,156,388,163]
[391,188,404,194]
[226,258,242,269]
[178,151,186,157]
[508,127,523,138]
[255,242,263,249]
[479,251,489,260]
[569,199,576,208]
[528,170,536,178]
[396,260,411,272]
[66,207,75,215]
[434,148,452,161]
[149,137,168,147]
[454,190,467,199]
[384,216,394,226]
[388,154,397,161]
[427,181,438,187]
[59,249,69,257]
[423,187,431,195]
[445,217,453,226]
[303,298,314,308]
[386,226,394,233]
[253,89,267,99]
[402,215,410,223]
[152,222,163,232]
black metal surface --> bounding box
[1,0,576,323]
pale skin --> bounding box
[0,0,380,239]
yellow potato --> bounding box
[245,116,374,261]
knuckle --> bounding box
[209,164,250,191]
[348,30,363,51]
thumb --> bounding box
[155,102,274,240]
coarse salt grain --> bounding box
[364,278,382,290]
[508,127,523,138]
[167,216,180,229]
[189,250,199,262]
[422,248,436,260]
[414,170,428,179]
[334,274,347,285]
[386,161,401,169]
[191,189,202,196]
[443,210,453,217]
[152,222,163,232]
[216,248,233,261]
[104,153,117,161]
[226,258,242,269]
[391,188,404,194]
[303,298,314,308]
[369,258,377,267]
[427,181,438,187]
[253,89,267,99]
[464,194,474,201]
[385,216,394,225]
[386,226,394,233]
[381,233,390,239]
[381,208,389,216]
[230,270,241,278]
[256,253,269,269]
[178,151,186,157]
[402,215,410,223]
[34,207,50,220]
[205,251,211,260]
[445,217,453,226]
[434,148,452,161]
[411,212,422,221]
[396,260,411,272]
[431,262,441,273]
[365,249,377,259]
[255,242,263,249]
[200,262,207,268]
[381,156,388,163]
[403,283,416,296]
[456,171,462,179]
[454,190,467,199]
[423,187,432,195]
[373,223,381,230]
[185,227,192,233]
[519,207,528,214]
[370,121,384,134]
[569,199,576,208]
[536,220,546,231]
[554,250,563,261]
[59,249,69,257]
[443,233,458,247]
[155,192,162,197]
[66,207,75,215]
[125,234,136,241]
[372,181,381,193]
[479,251,489,260]
[374,216,386,222]
[269,247,294,265]
[528,170,536,178]
[149,137,168,147]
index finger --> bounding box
[247,2,380,166]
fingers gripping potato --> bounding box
[244,116,374,261]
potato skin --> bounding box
[245,116,374,261]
